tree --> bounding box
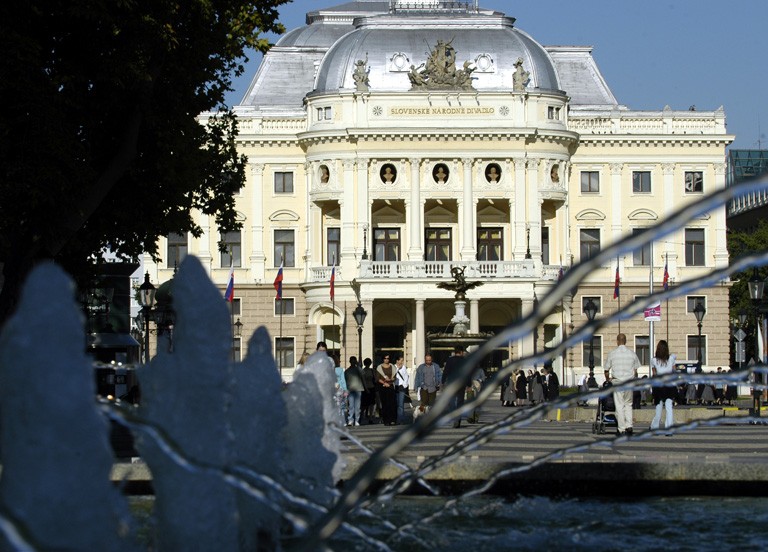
[0,0,289,324]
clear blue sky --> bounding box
[226,0,767,151]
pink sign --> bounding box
[644,302,661,322]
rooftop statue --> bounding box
[512,57,530,92]
[437,265,483,299]
[352,56,370,92]
[408,39,475,91]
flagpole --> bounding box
[274,255,284,381]
[665,253,670,344]
[559,258,567,385]
[649,242,654,378]
[616,258,621,334]
[331,254,336,357]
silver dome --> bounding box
[314,13,561,94]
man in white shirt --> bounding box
[604,333,641,436]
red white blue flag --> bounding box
[613,264,620,299]
[663,261,669,291]
[224,264,234,302]
[330,262,336,301]
[274,263,283,300]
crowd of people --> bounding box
[304,336,742,434]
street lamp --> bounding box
[748,269,764,417]
[233,318,243,362]
[693,301,706,368]
[353,302,368,368]
[138,272,156,364]
[583,298,598,388]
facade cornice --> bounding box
[576,135,734,148]
[298,128,579,147]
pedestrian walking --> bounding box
[604,333,641,436]
[442,345,471,428]
[376,354,398,425]
[414,353,442,415]
[344,356,364,426]
[394,355,410,424]
[515,369,528,406]
[650,340,676,435]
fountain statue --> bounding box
[430,266,491,345]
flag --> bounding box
[613,265,620,299]
[224,264,234,302]
[663,261,669,291]
[330,263,336,301]
[273,263,283,300]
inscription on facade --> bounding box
[388,106,495,117]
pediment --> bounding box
[575,208,606,221]
[628,209,658,221]
[269,209,300,222]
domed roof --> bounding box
[313,12,560,94]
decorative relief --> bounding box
[432,163,450,184]
[372,106,383,116]
[662,163,675,175]
[499,106,510,116]
[408,39,475,91]
[610,163,624,175]
[380,163,398,184]
[352,56,370,92]
[474,53,495,73]
[250,163,265,177]
[485,163,502,184]
[389,52,410,72]
[512,58,530,91]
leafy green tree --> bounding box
[0,0,288,323]
[727,219,768,362]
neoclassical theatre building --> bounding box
[146,0,732,382]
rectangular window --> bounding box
[229,298,241,317]
[582,336,602,368]
[232,338,242,363]
[582,296,602,315]
[274,172,294,194]
[166,232,188,269]
[275,337,295,372]
[373,228,400,261]
[580,229,600,261]
[274,229,295,267]
[327,227,340,266]
[581,171,599,193]
[477,228,503,261]
[275,297,295,316]
[685,229,705,266]
[687,335,707,364]
[636,335,650,366]
[541,227,550,265]
[324,106,332,120]
[220,231,242,268]
[632,171,652,193]
[425,228,452,261]
[685,171,703,193]
[632,228,651,266]
[686,296,706,314]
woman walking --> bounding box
[515,369,528,406]
[650,340,677,434]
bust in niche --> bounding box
[550,164,559,183]
[485,163,502,183]
[433,163,449,184]
[319,165,330,184]
[380,163,397,184]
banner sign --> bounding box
[644,302,661,322]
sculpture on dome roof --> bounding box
[512,57,530,92]
[352,55,370,92]
[408,39,475,91]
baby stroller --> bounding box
[592,381,618,434]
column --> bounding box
[415,299,425,367]
[408,158,422,260]
[513,157,527,260]
[520,297,535,360]
[610,163,623,244]
[661,163,677,277]
[249,162,266,282]
[198,213,212,275]
[460,158,475,260]
[713,163,729,269]
[526,160,541,262]
[356,158,370,259]
[341,159,356,261]
[469,299,479,334]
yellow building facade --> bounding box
[146,1,732,383]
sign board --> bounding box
[643,302,661,322]
[734,329,747,342]
[735,341,746,362]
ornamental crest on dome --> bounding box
[408,39,475,91]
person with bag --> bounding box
[414,353,441,414]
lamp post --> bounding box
[693,301,706,369]
[583,298,598,388]
[138,272,156,364]
[361,224,369,261]
[353,302,367,368]
[748,269,764,417]
[739,309,748,372]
